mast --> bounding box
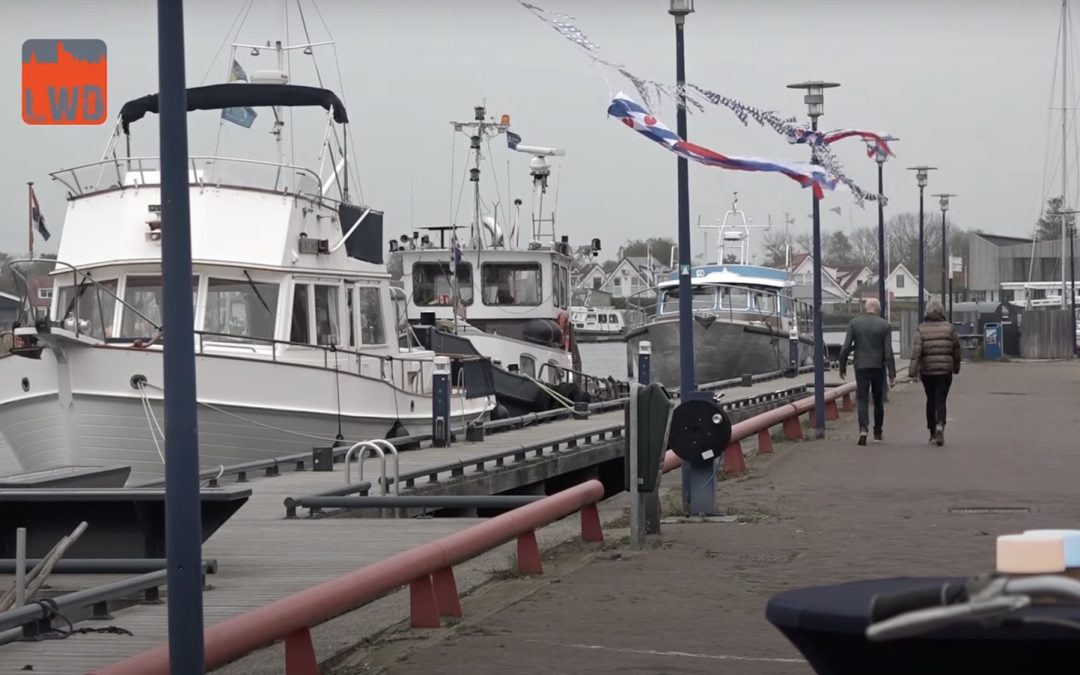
[1063,0,1070,309]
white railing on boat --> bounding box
[49,155,325,200]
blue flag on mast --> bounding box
[222,59,257,128]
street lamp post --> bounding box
[669,0,715,515]
[906,166,937,320]
[932,193,955,319]
[870,140,898,319]
[787,80,839,440]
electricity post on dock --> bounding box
[157,0,206,671]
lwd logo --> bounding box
[22,39,107,125]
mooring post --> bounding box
[637,342,662,535]
[15,527,26,608]
[432,356,451,448]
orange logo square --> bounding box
[22,39,107,125]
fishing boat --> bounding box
[0,16,493,485]
[391,108,613,417]
[625,196,814,388]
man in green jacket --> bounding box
[838,297,896,445]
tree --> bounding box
[850,226,880,269]
[822,230,854,267]
[760,229,795,268]
[600,259,618,273]
[617,237,676,266]
[1034,195,1078,241]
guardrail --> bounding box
[662,380,857,475]
[282,383,817,519]
[88,480,606,675]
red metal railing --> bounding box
[92,383,856,675]
[89,480,605,675]
[662,382,857,475]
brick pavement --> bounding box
[344,361,1080,675]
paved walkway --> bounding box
[360,360,1080,675]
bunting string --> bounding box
[608,93,840,199]
[518,1,893,207]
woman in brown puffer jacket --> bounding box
[908,301,961,446]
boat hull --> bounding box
[626,317,814,389]
[0,344,490,485]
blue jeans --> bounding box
[855,368,885,434]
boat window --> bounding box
[120,275,197,338]
[290,284,310,343]
[203,277,279,341]
[552,263,569,309]
[56,279,117,340]
[357,286,386,345]
[720,287,749,310]
[519,353,536,378]
[482,263,542,306]
[598,314,607,324]
[755,292,776,314]
[609,314,619,323]
[313,285,340,346]
[346,287,356,348]
[661,286,716,313]
[412,262,473,306]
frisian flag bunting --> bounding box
[507,130,522,150]
[607,93,839,199]
[222,60,258,128]
[785,127,897,159]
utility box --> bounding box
[624,383,673,494]
[312,446,335,472]
[984,322,1003,361]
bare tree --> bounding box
[850,226,879,269]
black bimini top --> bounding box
[118,83,349,134]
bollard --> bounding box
[636,342,662,535]
[787,326,800,377]
[432,356,452,448]
[637,340,652,386]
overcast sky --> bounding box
[0,0,1074,262]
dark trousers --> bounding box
[855,368,885,434]
[921,373,953,432]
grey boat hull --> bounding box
[625,317,814,389]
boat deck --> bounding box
[0,369,847,674]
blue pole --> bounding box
[810,116,826,439]
[157,0,205,672]
[432,356,451,447]
[877,159,887,318]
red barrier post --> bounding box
[842,391,854,412]
[723,441,745,474]
[757,428,774,454]
[516,530,543,575]
[432,567,462,618]
[825,399,839,421]
[409,576,441,629]
[284,628,318,675]
[580,503,604,543]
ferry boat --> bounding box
[391,109,606,417]
[625,196,814,388]
[0,28,493,485]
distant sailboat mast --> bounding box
[1061,0,1070,309]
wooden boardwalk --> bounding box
[0,370,842,674]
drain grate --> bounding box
[949,507,1032,514]
[705,551,796,564]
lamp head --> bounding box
[906,165,937,189]
[669,0,695,17]
[786,80,840,120]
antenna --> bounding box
[697,192,769,265]
[508,139,566,244]
[450,104,511,249]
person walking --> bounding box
[838,297,896,446]
[908,300,961,446]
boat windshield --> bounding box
[119,275,197,339]
[660,286,716,313]
[481,262,542,306]
[412,262,473,307]
[55,279,117,340]
[203,277,279,341]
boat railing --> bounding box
[536,362,629,402]
[48,155,325,201]
[624,283,813,337]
